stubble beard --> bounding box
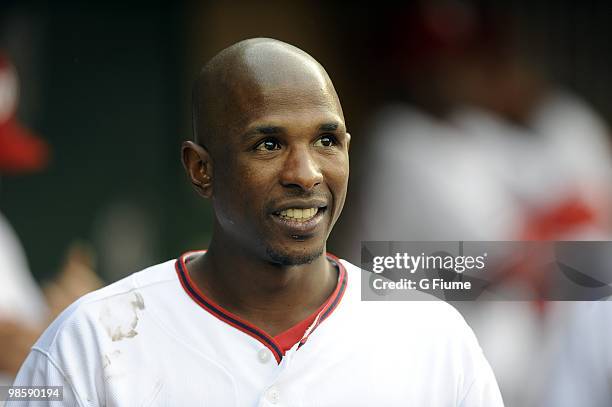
[266,244,325,266]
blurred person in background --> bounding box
[442,8,612,405]
[0,53,101,385]
[362,0,612,243]
[0,53,49,384]
[361,1,522,243]
[448,15,612,242]
[360,1,612,406]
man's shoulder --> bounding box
[335,259,486,379]
[338,258,469,330]
[33,258,179,353]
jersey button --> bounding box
[266,386,280,404]
[258,348,272,364]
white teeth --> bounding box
[279,207,319,221]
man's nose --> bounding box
[280,146,323,191]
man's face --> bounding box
[211,78,349,265]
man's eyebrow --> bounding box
[242,122,342,140]
[241,125,284,142]
[319,123,339,132]
[248,125,284,135]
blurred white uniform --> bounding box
[541,301,612,407]
[0,211,48,386]
[361,105,521,242]
[363,91,612,241]
[452,90,612,239]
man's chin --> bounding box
[266,245,325,266]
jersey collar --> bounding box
[175,251,347,364]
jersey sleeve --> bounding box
[456,310,505,407]
[458,353,505,407]
[6,349,82,407]
[5,291,107,407]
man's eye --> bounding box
[314,135,336,147]
[255,139,281,151]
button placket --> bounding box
[266,386,280,404]
[259,339,297,406]
[257,348,272,364]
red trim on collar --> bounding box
[298,252,347,348]
[274,301,324,354]
[175,251,348,363]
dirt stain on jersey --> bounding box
[102,350,122,369]
[99,291,146,341]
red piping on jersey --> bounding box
[175,251,347,364]
[298,252,347,348]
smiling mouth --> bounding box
[277,207,321,222]
[271,206,328,233]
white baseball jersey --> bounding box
[10,252,503,406]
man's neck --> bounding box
[186,237,338,336]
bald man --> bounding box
[8,39,503,406]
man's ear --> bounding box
[181,141,213,198]
[346,132,351,152]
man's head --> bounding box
[183,38,350,266]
